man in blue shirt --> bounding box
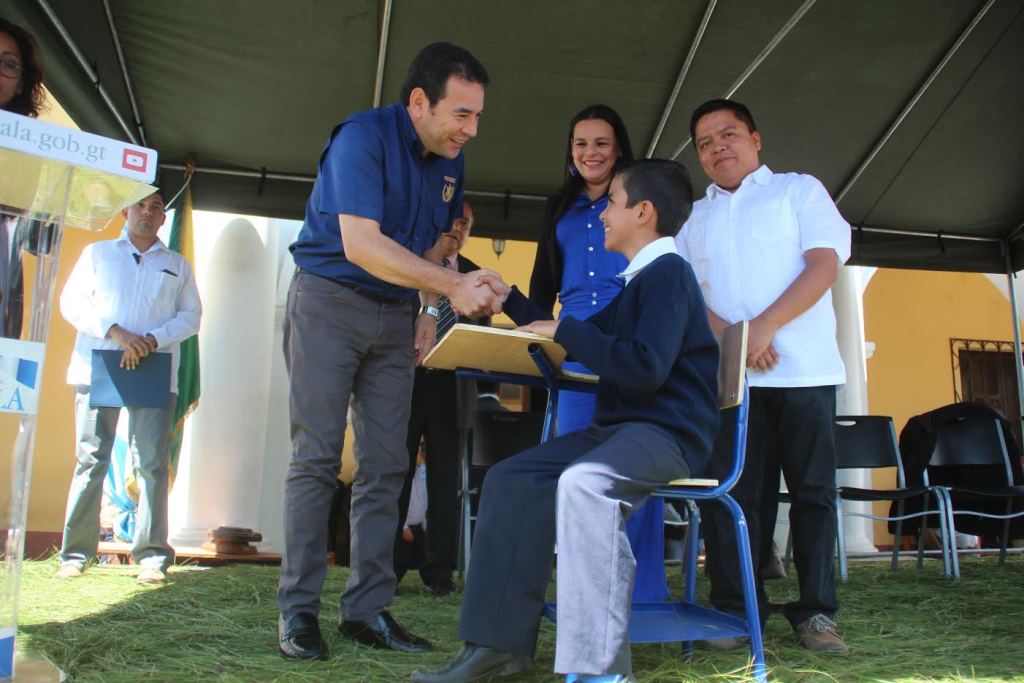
[278,42,499,661]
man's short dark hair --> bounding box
[689,99,757,141]
[399,42,489,107]
[616,159,694,237]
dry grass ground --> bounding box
[11,554,1024,682]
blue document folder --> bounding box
[90,350,172,409]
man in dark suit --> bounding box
[396,201,490,596]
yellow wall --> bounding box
[460,236,540,326]
[863,268,1019,545]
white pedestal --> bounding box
[831,265,876,554]
[168,217,276,546]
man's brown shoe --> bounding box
[796,614,849,654]
[55,563,83,579]
[137,567,166,584]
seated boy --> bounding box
[411,159,720,683]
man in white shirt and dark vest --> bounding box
[55,191,202,585]
[676,99,851,654]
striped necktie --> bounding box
[436,257,458,338]
[436,294,457,339]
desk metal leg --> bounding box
[541,388,559,443]
[458,425,471,580]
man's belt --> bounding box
[295,267,411,305]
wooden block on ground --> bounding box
[12,651,63,682]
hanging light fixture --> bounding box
[492,238,506,259]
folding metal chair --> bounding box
[929,414,1024,579]
[830,415,953,580]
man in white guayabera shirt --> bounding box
[55,191,201,585]
[676,99,851,655]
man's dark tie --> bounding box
[436,295,457,339]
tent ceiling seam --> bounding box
[644,0,717,158]
[833,0,997,209]
[670,0,818,160]
[1007,220,1024,243]
[849,9,1017,229]
[101,0,146,146]
[372,0,394,108]
[35,0,137,144]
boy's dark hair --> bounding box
[399,42,489,107]
[688,98,757,141]
[0,18,46,118]
[616,159,693,237]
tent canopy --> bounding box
[8,0,1024,272]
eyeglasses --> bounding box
[0,58,23,79]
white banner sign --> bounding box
[0,110,157,183]
[0,338,46,415]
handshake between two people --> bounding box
[413,269,561,366]
[412,269,510,366]
[448,269,509,318]
[453,270,560,340]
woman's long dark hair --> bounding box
[552,104,634,222]
[0,18,46,118]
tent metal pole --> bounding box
[670,0,818,160]
[856,224,1001,244]
[372,0,394,107]
[834,0,995,205]
[1003,241,1024,441]
[100,0,146,146]
[158,163,548,202]
[35,0,137,144]
[644,0,717,158]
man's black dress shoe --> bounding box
[338,610,432,653]
[410,643,532,682]
[278,613,329,660]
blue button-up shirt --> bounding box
[556,193,627,318]
[290,103,465,300]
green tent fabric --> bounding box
[7,0,1024,272]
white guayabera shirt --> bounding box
[60,233,202,393]
[676,165,851,388]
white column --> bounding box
[256,220,301,552]
[831,265,876,553]
[169,217,276,546]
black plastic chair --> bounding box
[458,408,544,575]
[929,414,1024,579]
[831,415,952,580]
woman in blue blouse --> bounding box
[528,104,668,601]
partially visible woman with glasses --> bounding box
[0,17,46,117]
[0,17,48,338]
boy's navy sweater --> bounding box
[503,253,720,476]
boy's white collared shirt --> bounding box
[619,236,680,285]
